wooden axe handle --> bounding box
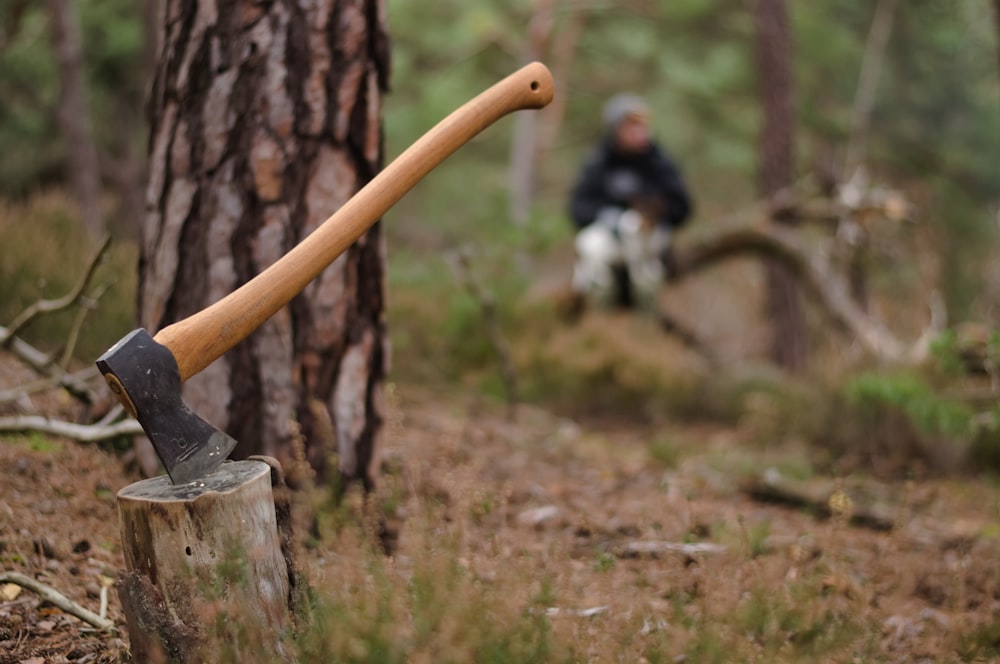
[154,62,554,381]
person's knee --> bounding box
[575,226,619,265]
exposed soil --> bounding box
[2,346,1000,662]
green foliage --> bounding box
[845,371,973,441]
[969,410,1000,474]
[213,542,249,593]
[592,552,615,573]
[959,613,1000,661]
[677,574,866,662]
[5,431,64,453]
[739,516,772,559]
[807,369,990,476]
[0,6,61,193]
[292,524,567,664]
[0,0,145,197]
[929,329,968,376]
[1,0,995,389]
[648,434,680,469]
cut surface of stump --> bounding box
[117,459,292,662]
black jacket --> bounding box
[569,136,692,230]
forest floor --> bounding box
[2,329,1000,663]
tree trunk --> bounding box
[753,0,807,371]
[840,0,898,313]
[140,0,390,492]
[47,0,104,241]
[508,0,585,223]
[508,0,555,224]
[994,0,1000,78]
[536,1,586,161]
[844,0,898,177]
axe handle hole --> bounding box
[185,546,192,556]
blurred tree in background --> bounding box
[752,0,806,372]
[383,0,998,331]
[0,0,147,236]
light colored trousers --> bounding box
[571,208,670,310]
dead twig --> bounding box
[58,281,111,370]
[0,237,113,406]
[0,414,142,441]
[616,541,727,558]
[0,571,117,632]
[0,365,100,404]
[0,234,110,344]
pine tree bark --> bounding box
[753,0,807,371]
[48,0,104,241]
[140,0,390,491]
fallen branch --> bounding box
[674,218,944,365]
[0,571,116,632]
[58,281,111,370]
[740,473,895,532]
[0,414,142,441]
[0,246,113,406]
[0,336,100,404]
[545,605,609,618]
[0,234,111,343]
[616,541,727,558]
[0,365,100,404]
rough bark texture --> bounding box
[140,0,390,490]
[117,459,292,663]
[753,0,807,371]
[48,0,104,241]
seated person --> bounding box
[568,93,692,312]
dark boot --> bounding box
[611,264,635,309]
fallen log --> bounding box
[740,472,895,532]
[0,571,115,632]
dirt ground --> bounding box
[2,348,1000,662]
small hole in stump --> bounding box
[530,80,539,91]
[185,546,192,556]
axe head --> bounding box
[97,329,237,484]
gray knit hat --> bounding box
[602,93,650,129]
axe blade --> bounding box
[96,329,237,484]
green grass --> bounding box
[288,517,572,664]
[5,432,64,453]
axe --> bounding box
[98,62,554,484]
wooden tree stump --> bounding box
[117,458,296,663]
